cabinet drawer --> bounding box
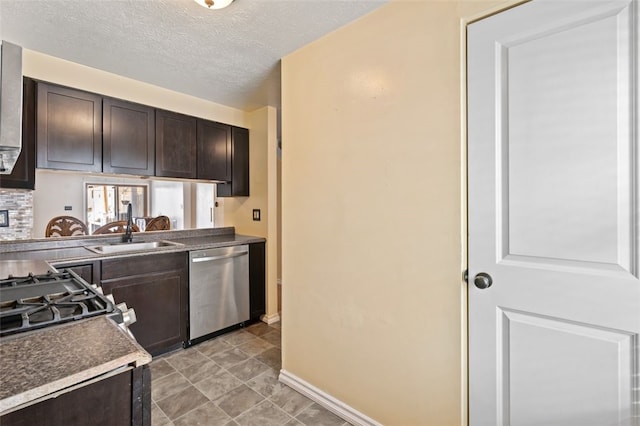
[101,252,186,279]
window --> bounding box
[86,184,148,234]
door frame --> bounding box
[459,2,529,425]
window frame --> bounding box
[85,182,150,233]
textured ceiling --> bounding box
[0,0,387,110]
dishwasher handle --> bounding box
[191,251,248,263]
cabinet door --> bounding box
[0,367,139,426]
[197,119,231,181]
[101,252,187,355]
[103,98,155,176]
[249,242,266,320]
[155,109,196,179]
[102,272,183,355]
[217,126,249,197]
[0,78,36,190]
[36,83,102,172]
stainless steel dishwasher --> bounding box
[189,245,249,341]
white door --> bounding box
[468,1,639,425]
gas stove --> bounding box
[0,266,149,425]
[0,270,136,338]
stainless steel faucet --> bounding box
[122,203,133,243]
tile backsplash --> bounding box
[0,189,34,240]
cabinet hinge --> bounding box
[463,269,468,284]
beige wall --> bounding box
[32,171,84,237]
[281,0,509,424]
[277,156,282,282]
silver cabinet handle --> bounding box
[192,251,248,263]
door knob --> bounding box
[473,272,493,289]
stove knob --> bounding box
[123,308,137,327]
[90,284,104,295]
[116,303,137,327]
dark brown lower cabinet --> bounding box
[101,252,188,356]
[249,242,266,320]
[1,365,150,426]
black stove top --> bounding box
[0,270,116,337]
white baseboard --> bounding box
[278,369,382,426]
[260,312,280,324]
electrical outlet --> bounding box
[252,209,261,221]
[0,210,8,227]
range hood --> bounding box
[0,41,23,175]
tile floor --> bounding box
[150,321,351,426]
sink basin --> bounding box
[85,240,184,254]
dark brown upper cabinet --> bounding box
[155,109,196,179]
[36,83,102,172]
[1,78,36,190]
[197,119,231,181]
[103,98,155,176]
[31,80,248,196]
[217,126,249,197]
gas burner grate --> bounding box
[0,270,115,337]
[0,271,73,288]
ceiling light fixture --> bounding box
[193,0,234,9]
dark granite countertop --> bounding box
[0,316,151,415]
[0,227,265,267]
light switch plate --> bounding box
[252,209,261,221]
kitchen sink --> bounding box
[85,240,184,254]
